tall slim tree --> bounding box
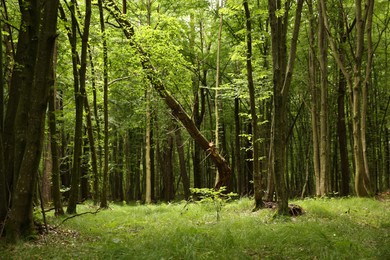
[145,0,153,204]
[67,0,92,214]
[48,43,64,216]
[268,0,303,214]
[243,0,264,209]
[99,0,110,208]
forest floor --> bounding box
[1,195,389,259]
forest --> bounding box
[0,0,389,247]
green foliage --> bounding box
[189,186,238,221]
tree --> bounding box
[243,0,264,209]
[268,0,303,214]
[307,0,329,196]
[320,0,374,196]
[67,0,92,214]
[98,0,110,209]
[4,0,59,242]
[48,47,64,216]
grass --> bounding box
[1,196,389,259]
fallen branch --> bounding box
[55,208,101,229]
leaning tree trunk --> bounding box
[104,0,232,189]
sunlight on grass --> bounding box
[1,197,389,259]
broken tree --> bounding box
[104,0,231,189]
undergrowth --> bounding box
[1,197,389,259]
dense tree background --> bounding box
[0,0,389,241]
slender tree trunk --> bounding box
[174,124,190,200]
[144,1,153,203]
[191,17,206,189]
[244,0,264,209]
[160,127,174,201]
[337,22,350,196]
[145,86,152,203]
[318,0,329,196]
[214,1,223,186]
[234,97,242,195]
[307,0,320,196]
[48,85,64,215]
[67,0,92,214]
[84,95,100,203]
[99,0,109,208]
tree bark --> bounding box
[244,0,264,209]
[98,0,109,208]
[67,0,92,214]
[5,0,59,242]
[268,0,303,214]
[214,2,223,186]
[336,7,350,196]
[48,82,64,216]
[234,97,242,195]
[174,124,190,200]
[145,86,152,203]
[318,0,329,196]
[307,0,321,196]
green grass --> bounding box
[1,197,389,259]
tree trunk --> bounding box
[98,0,109,208]
[145,86,152,203]
[67,0,92,214]
[268,0,303,214]
[244,0,264,209]
[5,0,59,242]
[214,2,223,186]
[3,0,40,214]
[174,124,190,200]
[84,95,100,203]
[48,80,64,216]
[307,0,321,196]
[335,2,351,196]
[161,131,175,201]
[318,0,329,196]
[234,97,242,195]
